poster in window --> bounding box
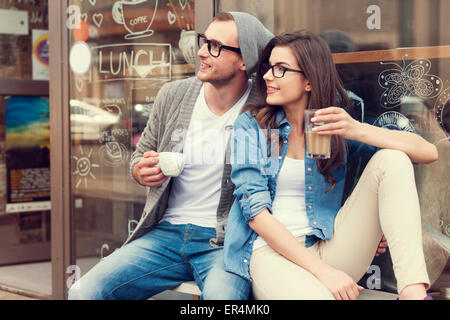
[32,29,49,80]
[4,96,51,214]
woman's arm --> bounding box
[250,208,363,300]
[231,112,362,299]
[312,107,439,164]
[353,122,438,164]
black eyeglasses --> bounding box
[262,63,305,78]
[197,33,241,58]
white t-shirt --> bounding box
[161,81,252,228]
[253,157,313,250]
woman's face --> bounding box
[263,46,311,108]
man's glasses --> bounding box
[197,33,241,58]
[262,63,305,78]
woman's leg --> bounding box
[318,149,430,297]
[250,238,334,300]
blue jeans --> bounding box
[68,222,251,300]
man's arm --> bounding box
[130,83,173,185]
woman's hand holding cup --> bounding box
[311,107,363,141]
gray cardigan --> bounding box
[125,76,261,246]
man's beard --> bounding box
[197,67,238,87]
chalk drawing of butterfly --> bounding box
[378,56,443,109]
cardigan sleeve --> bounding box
[129,82,173,182]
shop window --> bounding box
[218,0,449,295]
[0,0,50,269]
[0,0,48,80]
[66,0,196,272]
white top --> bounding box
[161,81,252,228]
[253,157,313,250]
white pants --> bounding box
[250,149,430,300]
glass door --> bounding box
[218,0,449,294]
[62,0,204,295]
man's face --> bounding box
[196,20,245,85]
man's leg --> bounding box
[180,224,251,300]
[68,222,193,300]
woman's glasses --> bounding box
[262,63,305,78]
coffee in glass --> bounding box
[305,109,331,159]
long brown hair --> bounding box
[244,30,352,191]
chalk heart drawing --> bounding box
[168,10,176,25]
[92,13,103,28]
[75,77,84,93]
[80,13,88,23]
[378,56,443,109]
[179,0,188,10]
[134,64,154,79]
[112,0,158,40]
[88,0,97,6]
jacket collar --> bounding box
[275,109,292,134]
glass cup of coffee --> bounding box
[305,109,332,159]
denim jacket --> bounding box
[223,110,378,281]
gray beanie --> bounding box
[230,12,274,77]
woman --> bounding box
[223,30,438,300]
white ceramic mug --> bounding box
[157,152,185,177]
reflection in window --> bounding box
[68,0,196,270]
[218,0,450,295]
[217,0,450,52]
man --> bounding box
[68,12,273,300]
